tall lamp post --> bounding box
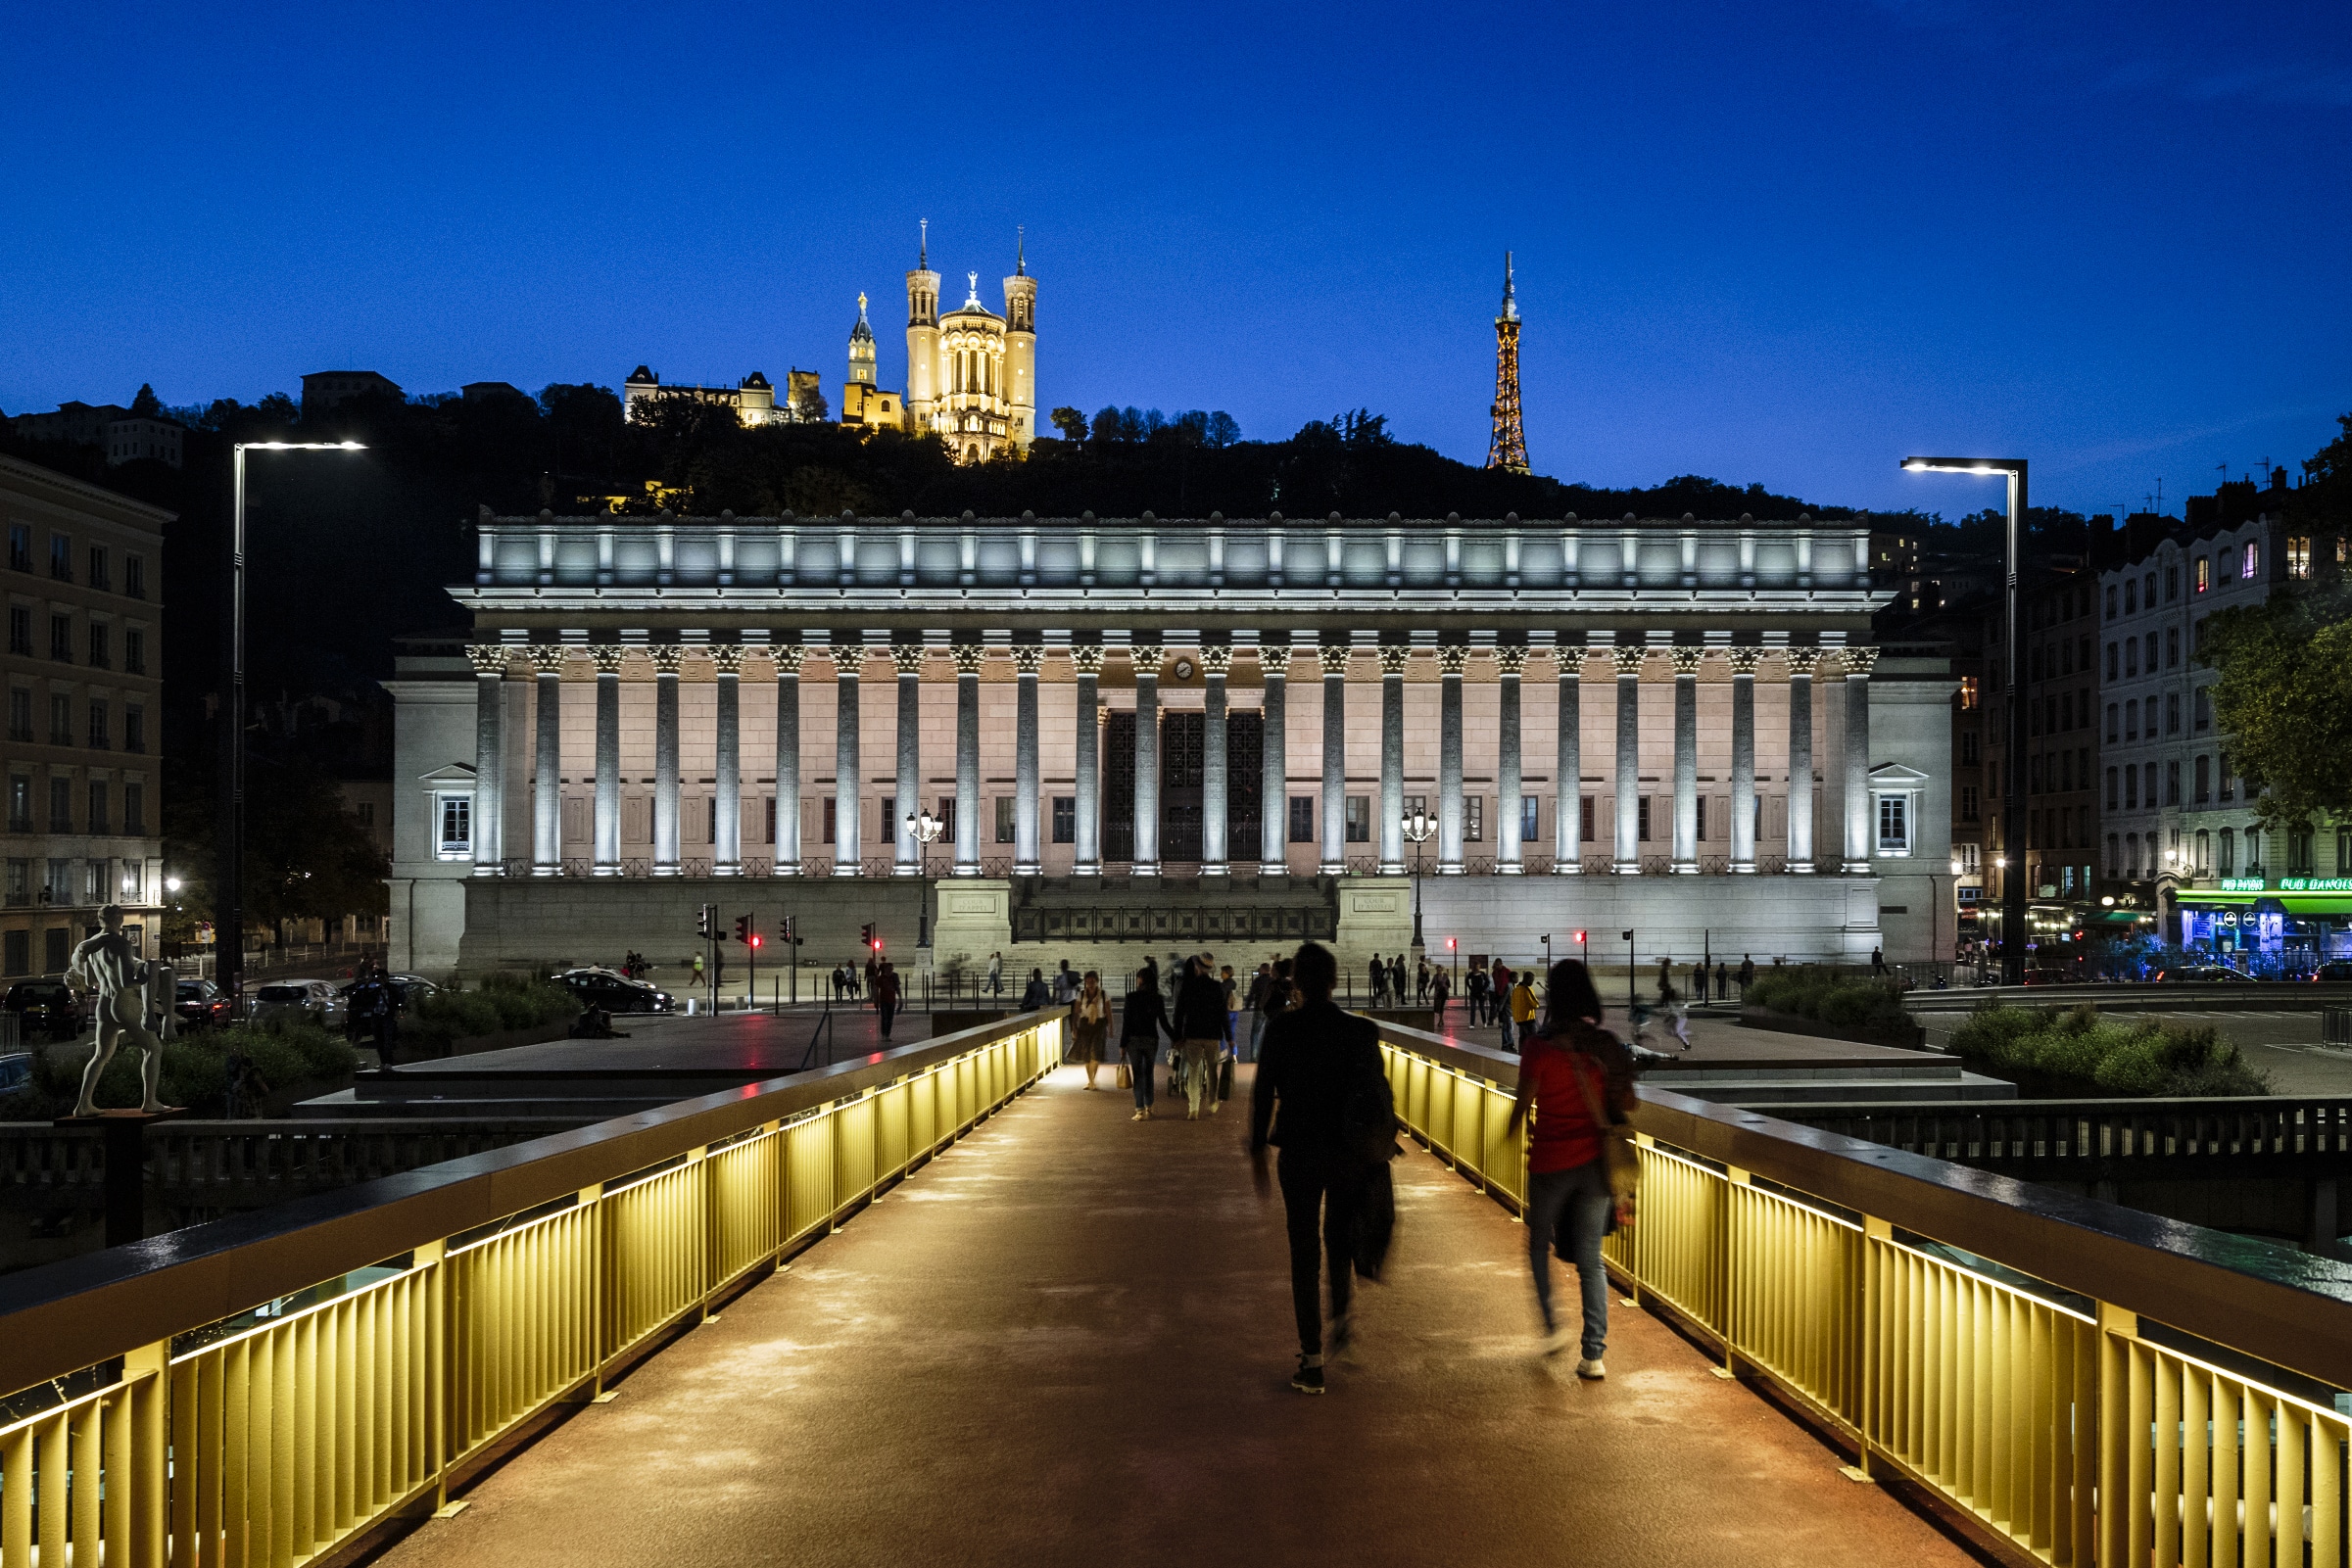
[1903,455,2029,987]
[221,442,365,1017]
[1402,808,1435,948]
[908,807,944,949]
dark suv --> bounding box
[554,968,675,1015]
[175,977,231,1031]
[3,980,84,1040]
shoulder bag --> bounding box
[1569,1049,1639,1210]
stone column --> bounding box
[531,645,564,876]
[1014,643,1042,877]
[1131,644,1162,876]
[1202,644,1230,875]
[1730,646,1759,874]
[1843,646,1878,873]
[1613,646,1644,874]
[1072,644,1103,876]
[1438,643,1466,875]
[773,643,803,875]
[1786,647,1817,874]
[468,645,506,876]
[1377,643,1407,875]
[1555,648,1582,874]
[651,645,682,876]
[1497,644,1526,873]
[893,641,924,876]
[953,642,983,876]
[712,644,743,876]
[1320,643,1349,875]
[1671,646,1701,874]
[834,644,861,876]
[593,644,623,876]
[1260,643,1288,875]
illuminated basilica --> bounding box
[841,226,1036,462]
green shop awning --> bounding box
[2175,890,2263,906]
[2280,896,2352,917]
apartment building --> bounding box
[0,456,171,976]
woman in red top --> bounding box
[1505,960,1637,1377]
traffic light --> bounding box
[734,913,752,944]
[747,933,762,949]
[696,904,715,939]
[1574,930,1587,944]
[781,916,801,947]
[1446,937,1457,951]
[861,923,877,952]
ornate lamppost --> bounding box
[908,807,944,948]
[1402,808,1435,949]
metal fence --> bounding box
[1374,1023,2352,1568]
[0,1011,1062,1568]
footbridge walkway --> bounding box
[6,1012,2352,1568]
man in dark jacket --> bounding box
[1171,957,1228,1119]
[1251,940,1384,1395]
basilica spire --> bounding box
[1016,224,1027,277]
[919,217,928,270]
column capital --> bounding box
[1611,646,1648,679]
[709,643,746,675]
[1011,642,1044,675]
[1841,645,1880,677]
[1068,642,1105,675]
[1376,642,1410,676]
[1784,646,1822,677]
[890,641,928,675]
[1200,643,1233,676]
[467,644,513,676]
[1728,645,1764,677]
[1555,646,1588,680]
[951,641,986,675]
[1496,644,1530,676]
[1668,645,1704,678]
[1436,643,1468,676]
[1130,644,1165,678]
[1319,643,1353,677]
[527,643,569,675]
[769,642,806,676]
[589,643,626,675]
[648,644,685,675]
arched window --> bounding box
[2124,832,2137,875]
[2194,829,2210,875]
[2219,827,2234,876]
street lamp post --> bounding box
[1903,455,2029,986]
[1401,809,1435,948]
[908,808,944,949]
[221,442,364,1017]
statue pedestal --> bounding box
[54,1108,187,1248]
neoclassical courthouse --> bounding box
[389,511,1953,978]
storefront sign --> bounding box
[2280,878,2352,893]
[2219,878,2266,892]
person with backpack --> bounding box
[1506,959,1638,1378]
[1118,966,1171,1120]
[1250,940,1395,1395]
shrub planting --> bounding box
[1949,1005,2272,1098]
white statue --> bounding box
[67,903,178,1117]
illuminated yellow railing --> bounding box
[0,1011,1061,1568]
[1375,1024,2352,1568]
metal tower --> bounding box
[1486,252,1529,474]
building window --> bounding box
[2106,833,2120,876]
[2145,631,2157,671]
[2165,761,2181,806]
[877,797,893,843]
[1961,784,1980,822]
[1051,796,1075,843]
[930,794,952,844]
[2245,828,2263,873]
[2242,541,2260,579]
[1579,795,1594,845]
[2194,556,2209,593]
[2166,628,2179,669]
[2165,565,2179,601]
[2105,768,2119,810]
[2103,703,2116,743]
[87,624,108,669]
[44,927,68,972]
[2218,751,2233,802]
[823,797,837,843]
[2165,693,2181,736]
[1344,795,1370,843]
[48,537,72,582]
[120,860,140,901]
[436,793,472,857]
[2193,754,2210,803]
[1876,793,1911,855]
[123,629,144,675]
[6,526,27,573]
[994,795,1015,844]
[1521,795,1541,843]
[2124,699,2136,741]
[6,689,27,743]
[2124,579,2137,613]
[2194,830,2210,875]
[123,555,144,599]
[2104,585,2117,620]
[1956,842,1980,873]
[1693,795,1707,842]
[1636,795,1653,842]
[2193,689,2210,732]
[87,547,109,592]
[2287,537,2311,579]
[1960,730,1979,764]
[2125,767,2138,810]
[1465,796,1483,842]
[6,777,28,832]
[87,782,108,833]
[8,607,28,656]
[1958,676,1979,709]
[123,782,144,834]
[2217,828,2234,876]
[48,694,69,745]
[123,705,144,753]
[2289,827,2316,877]
[86,701,107,748]
[50,614,72,662]
[49,778,72,832]
[1288,796,1315,843]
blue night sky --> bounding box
[4,0,2347,515]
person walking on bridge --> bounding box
[1072,971,1109,1090]
[1506,960,1637,1378]
[1173,957,1228,1119]
[1119,966,1171,1121]
[1251,940,1387,1395]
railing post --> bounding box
[2096,1300,2137,1568]
[1850,1215,1892,1484]
[581,1181,610,1394]
[122,1339,169,1568]
[1717,1164,1751,1377]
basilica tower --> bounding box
[847,292,877,390]
[1002,228,1037,451]
[904,220,941,430]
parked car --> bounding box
[2150,964,2250,983]
[175,977,231,1032]
[2311,961,2352,983]
[2020,968,2079,987]
[0,1053,33,1093]
[248,979,347,1026]
[335,973,441,1007]
[554,968,675,1015]
[3,980,84,1040]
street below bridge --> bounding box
[375,1062,1976,1568]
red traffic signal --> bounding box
[748,934,762,948]
[1573,930,1587,943]
[1446,937,1457,950]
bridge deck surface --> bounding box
[378,1064,1980,1568]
